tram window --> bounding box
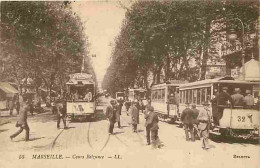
[180,91,183,103]
[197,88,201,105]
[185,90,189,103]
[158,89,161,100]
[162,89,165,100]
[201,88,206,104]
[206,87,211,102]
[183,90,186,104]
[155,90,158,100]
[188,90,192,103]
[193,89,197,104]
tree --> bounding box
[0,1,95,98]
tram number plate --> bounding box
[237,116,246,122]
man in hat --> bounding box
[56,97,67,129]
[105,100,117,134]
[181,102,195,141]
[197,102,211,150]
[144,105,159,148]
[116,99,122,128]
[231,88,244,107]
[244,90,254,108]
[130,101,139,133]
[10,93,31,141]
[211,87,233,125]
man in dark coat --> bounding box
[144,105,159,146]
[211,87,233,125]
[116,100,122,128]
[10,93,31,141]
[124,98,131,115]
[106,100,117,134]
[56,98,67,129]
[191,104,200,140]
[181,102,195,141]
[130,101,139,133]
[144,105,159,148]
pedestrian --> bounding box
[124,98,131,115]
[191,104,200,140]
[231,88,244,106]
[139,99,144,113]
[211,87,233,125]
[15,95,20,115]
[9,96,16,116]
[116,100,122,128]
[145,105,160,148]
[197,102,211,150]
[105,100,116,134]
[130,101,139,133]
[10,93,31,141]
[244,90,254,108]
[56,98,67,129]
[181,102,195,141]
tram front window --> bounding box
[69,85,94,102]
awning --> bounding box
[0,82,19,95]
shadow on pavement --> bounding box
[113,131,125,135]
[0,129,9,133]
[137,130,144,133]
[210,135,260,145]
[13,137,45,142]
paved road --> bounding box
[0,96,259,168]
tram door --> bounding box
[167,86,179,119]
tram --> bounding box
[66,73,96,121]
[116,92,125,101]
[178,76,260,140]
[128,88,148,109]
[151,80,187,122]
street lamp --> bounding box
[227,18,245,80]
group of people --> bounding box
[211,87,255,125]
[70,90,93,102]
[181,102,211,150]
[105,99,160,148]
[8,94,20,116]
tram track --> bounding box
[50,109,147,152]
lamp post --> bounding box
[227,18,245,80]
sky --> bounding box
[71,0,127,87]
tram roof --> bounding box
[179,76,259,89]
[129,88,147,92]
[151,80,188,88]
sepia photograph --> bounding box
[0,0,259,168]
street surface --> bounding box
[0,96,259,168]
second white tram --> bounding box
[151,81,187,122]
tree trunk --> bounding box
[200,18,211,80]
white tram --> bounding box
[66,73,96,120]
[128,88,148,109]
[151,81,187,122]
[116,92,125,101]
[178,76,260,140]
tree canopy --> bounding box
[102,0,258,96]
[0,1,95,96]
